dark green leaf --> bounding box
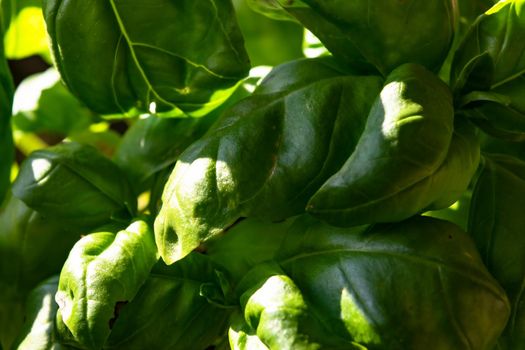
[43,0,250,116]
[452,0,525,140]
[105,253,231,350]
[308,65,478,226]
[273,215,509,349]
[469,154,525,349]
[0,0,14,205]
[55,220,158,350]
[155,57,383,264]
[258,0,457,75]
[0,193,81,349]
[12,142,137,231]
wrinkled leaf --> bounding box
[12,276,75,350]
[255,0,457,75]
[236,263,329,350]
[0,0,14,205]
[309,65,479,226]
[273,215,510,349]
[105,253,231,350]
[452,0,525,140]
[43,0,250,116]
[469,154,525,349]
[55,220,158,350]
[155,57,383,263]
[12,68,96,135]
[228,311,269,350]
[12,142,136,231]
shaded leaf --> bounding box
[469,154,525,349]
[12,142,136,231]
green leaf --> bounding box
[12,142,137,231]
[0,0,14,205]
[308,65,479,226]
[469,154,525,349]
[55,220,158,350]
[234,0,304,67]
[155,57,383,264]
[452,0,525,140]
[273,215,510,349]
[12,276,76,350]
[12,68,97,135]
[206,218,293,284]
[105,253,231,350]
[228,311,269,350]
[236,263,328,350]
[258,0,457,75]
[4,0,50,60]
[43,0,250,116]
[0,193,81,349]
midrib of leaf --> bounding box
[279,247,503,299]
[108,0,176,109]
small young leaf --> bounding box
[55,220,158,350]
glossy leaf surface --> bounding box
[452,0,525,140]
[106,253,231,350]
[469,154,525,349]
[256,0,457,75]
[155,57,383,264]
[55,221,158,350]
[43,0,250,115]
[12,142,136,231]
[273,215,510,349]
[309,64,479,226]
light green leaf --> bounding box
[55,221,158,350]
[4,0,50,60]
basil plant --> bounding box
[2,0,525,349]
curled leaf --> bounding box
[55,220,158,350]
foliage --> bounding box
[0,0,524,349]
